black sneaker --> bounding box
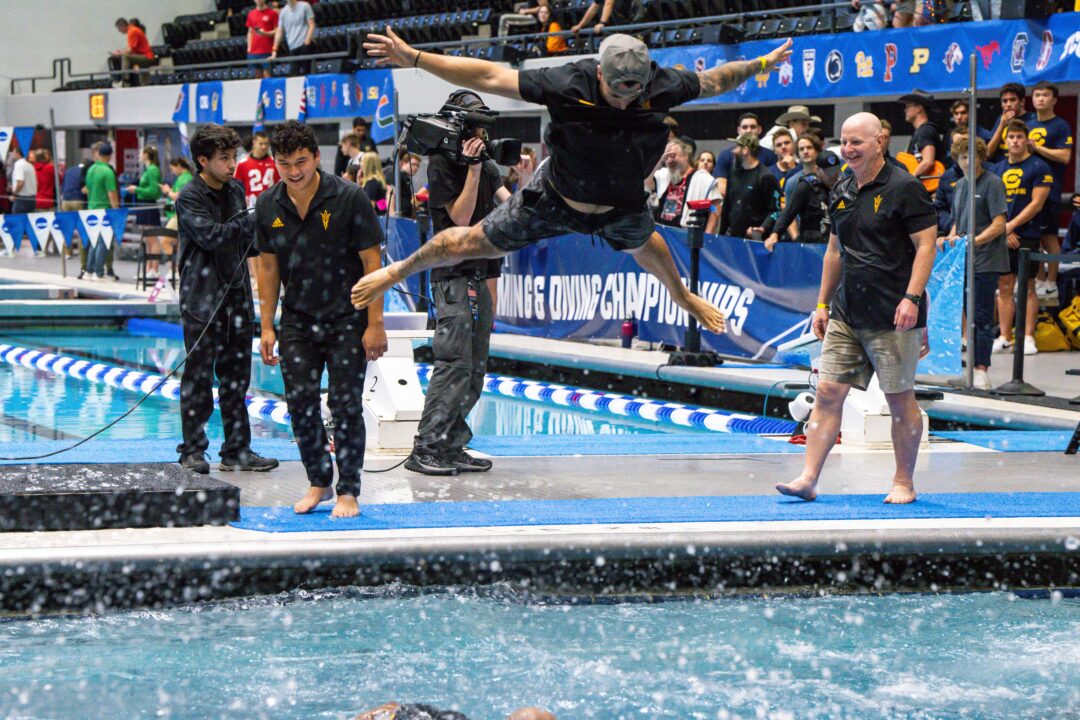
[106,272,121,282]
[77,270,85,280]
[445,451,492,473]
[179,452,210,475]
[219,451,280,472]
[404,452,460,476]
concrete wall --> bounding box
[0,0,216,96]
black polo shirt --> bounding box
[426,154,503,281]
[254,171,384,323]
[518,58,700,210]
[828,161,936,331]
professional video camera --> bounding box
[401,96,522,166]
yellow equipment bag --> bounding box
[1035,311,1071,352]
[1059,296,1080,350]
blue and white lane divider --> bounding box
[415,364,796,435]
[0,341,795,436]
[0,343,293,428]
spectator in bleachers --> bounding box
[570,0,645,36]
[235,131,280,209]
[763,133,839,250]
[647,137,719,229]
[900,90,948,184]
[934,127,966,237]
[247,0,279,79]
[271,0,315,59]
[991,119,1051,357]
[338,133,363,179]
[890,0,951,27]
[695,151,715,176]
[334,118,375,177]
[10,145,38,227]
[987,83,1026,162]
[714,113,777,202]
[125,146,162,206]
[536,4,568,56]
[720,133,781,240]
[764,106,819,151]
[359,151,388,215]
[503,147,536,195]
[389,150,423,219]
[498,0,549,37]
[949,99,991,149]
[83,142,120,281]
[1023,81,1073,301]
[110,18,155,88]
[160,157,194,232]
[61,156,90,214]
[770,129,801,200]
[33,149,56,212]
[851,0,888,30]
[940,136,1007,391]
[879,118,907,170]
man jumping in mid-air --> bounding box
[351,27,793,334]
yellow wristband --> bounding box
[759,57,767,73]
[817,303,829,310]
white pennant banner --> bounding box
[78,209,104,248]
[99,212,115,250]
[0,128,13,162]
[0,215,16,253]
[26,212,54,250]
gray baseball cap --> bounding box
[599,34,651,89]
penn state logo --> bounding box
[943,42,963,73]
[1011,33,1029,73]
[1038,30,1054,70]
[802,48,815,86]
[825,49,843,83]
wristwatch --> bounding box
[903,293,923,306]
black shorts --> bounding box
[1007,236,1041,277]
[1037,202,1061,237]
[482,160,654,253]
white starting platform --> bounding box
[359,312,433,451]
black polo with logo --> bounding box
[254,171,384,323]
[828,161,936,331]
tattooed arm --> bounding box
[696,38,793,98]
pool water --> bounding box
[0,588,1075,719]
[0,328,681,442]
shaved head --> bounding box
[840,112,885,181]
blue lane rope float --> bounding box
[0,342,794,437]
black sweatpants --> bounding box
[414,275,494,458]
[179,288,253,459]
[279,313,369,497]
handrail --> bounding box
[12,1,847,92]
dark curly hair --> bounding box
[270,120,319,159]
[189,124,241,171]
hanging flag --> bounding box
[370,70,396,144]
[0,215,28,253]
[103,208,130,250]
[26,212,55,251]
[297,80,309,123]
[0,127,13,160]
[195,81,225,124]
[259,77,287,125]
[253,93,266,135]
[77,209,105,248]
[172,85,190,158]
[51,212,78,248]
[13,127,35,156]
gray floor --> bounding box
[224,442,1080,508]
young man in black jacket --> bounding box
[175,124,279,475]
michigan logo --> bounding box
[272,217,284,228]
[321,210,331,231]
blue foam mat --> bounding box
[468,433,803,456]
[936,431,1072,452]
[232,491,1080,533]
[0,439,302,465]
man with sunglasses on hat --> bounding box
[352,27,793,335]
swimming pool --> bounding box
[0,327,693,443]
[0,587,1075,718]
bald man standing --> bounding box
[777,113,937,504]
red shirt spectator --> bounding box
[127,23,154,60]
[235,131,280,207]
[33,152,56,210]
[247,2,279,56]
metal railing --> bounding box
[11,1,851,93]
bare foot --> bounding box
[682,293,727,334]
[294,486,333,514]
[331,494,360,518]
[351,265,397,309]
[884,482,917,504]
[775,475,818,501]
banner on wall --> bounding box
[383,218,963,374]
[354,69,395,141]
[299,73,354,121]
[257,77,287,128]
[171,84,190,157]
[195,81,224,124]
[296,70,397,124]
[651,14,1080,105]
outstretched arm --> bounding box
[696,39,792,98]
[363,26,522,101]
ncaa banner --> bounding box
[77,210,105,248]
[0,215,27,253]
[50,212,79,248]
[652,13,1080,105]
[0,127,13,160]
[195,81,224,124]
[26,212,55,251]
[258,77,287,124]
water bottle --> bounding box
[621,314,636,349]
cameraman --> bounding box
[406,90,531,476]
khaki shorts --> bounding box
[818,319,921,394]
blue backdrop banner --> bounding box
[194,81,224,124]
[652,14,1080,104]
[383,219,964,373]
[300,73,356,120]
[258,77,287,124]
